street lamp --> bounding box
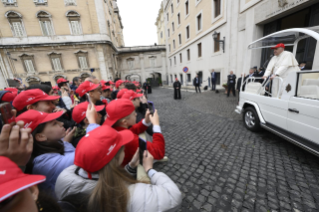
[213,31,225,53]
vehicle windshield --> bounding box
[248,27,319,49]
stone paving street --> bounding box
[148,88,319,212]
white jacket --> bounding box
[55,165,182,212]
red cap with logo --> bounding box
[120,90,143,100]
[103,99,135,127]
[107,81,115,85]
[271,43,285,49]
[57,78,69,84]
[16,110,64,132]
[75,81,100,97]
[74,125,134,173]
[116,88,128,99]
[12,89,60,111]
[72,102,105,124]
[115,80,124,88]
[0,156,46,202]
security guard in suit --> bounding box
[227,71,236,97]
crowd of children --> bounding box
[0,78,182,212]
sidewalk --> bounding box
[160,85,225,93]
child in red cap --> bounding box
[101,85,113,103]
[71,101,104,147]
[55,125,181,212]
[100,99,165,166]
[15,110,76,195]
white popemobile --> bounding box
[235,27,319,156]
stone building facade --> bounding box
[155,1,166,46]
[0,0,167,88]
[160,0,319,88]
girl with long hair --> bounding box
[15,110,76,195]
[55,125,182,212]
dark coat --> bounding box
[193,77,201,86]
[227,75,236,85]
[173,81,182,99]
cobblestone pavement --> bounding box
[148,88,319,212]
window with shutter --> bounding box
[79,57,88,69]
[24,60,35,73]
[52,58,62,71]
[71,21,81,35]
[12,22,24,37]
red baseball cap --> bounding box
[115,80,124,88]
[101,85,112,91]
[103,99,135,127]
[52,85,60,90]
[16,110,64,132]
[136,89,142,93]
[12,89,60,111]
[121,90,143,100]
[72,102,105,124]
[75,81,100,97]
[271,43,285,49]
[116,88,128,99]
[100,80,107,85]
[107,81,115,85]
[74,125,134,173]
[0,156,46,202]
[57,78,69,84]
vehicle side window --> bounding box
[296,72,319,100]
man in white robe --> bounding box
[262,43,299,97]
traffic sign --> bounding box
[183,67,189,73]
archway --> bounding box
[53,74,67,83]
[26,76,41,86]
[148,72,162,87]
[126,74,141,83]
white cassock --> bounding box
[263,51,299,97]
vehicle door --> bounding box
[287,71,319,143]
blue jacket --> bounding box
[32,141,75,193]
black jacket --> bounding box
[193,78,201,86]
[173,81,181,89]
[227,75,236,85]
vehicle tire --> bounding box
[243,107,261,132]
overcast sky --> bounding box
[117,0,163,47]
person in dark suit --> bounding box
[173,78,182,99]
[227,71,236,97]
[193,75,201,93]
[211,69,217,91]
[256,67,265,83]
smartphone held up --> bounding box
[0,103,16,125]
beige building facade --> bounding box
[0,0,167,88]
[155,1,166,45]
[161,0,319,88]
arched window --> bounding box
[66,10,82,35]
[5,11,26,37]
[36,11,54,36]
[64,0,76,6]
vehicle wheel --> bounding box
[243,107,261,132]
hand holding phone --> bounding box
[139,138,147,165]
[0,103,16,125]
[148,102,154,115]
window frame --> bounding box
[37,11,55,36]
[187,49,190,61]
[33,0,48,6]
[174,56,176,65]
[66,10,83,35]
[75,50,89,70]
[195,0,203,7]
[172,22,175,33]
[185,0,189,18]
[5,11,26,37]
[178,33,182,45]
[214,32,220,53]
[48,52,64,71]
[177,13,181,26]
[2,0,18,7]
[19,54,37,74]
[196,11,203,34]
[214,0,221,18]
[173,39,176,49]
[197,43,202,58]
[185,24,190,41]
[179,53,182,63]
[65,0,77,6]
